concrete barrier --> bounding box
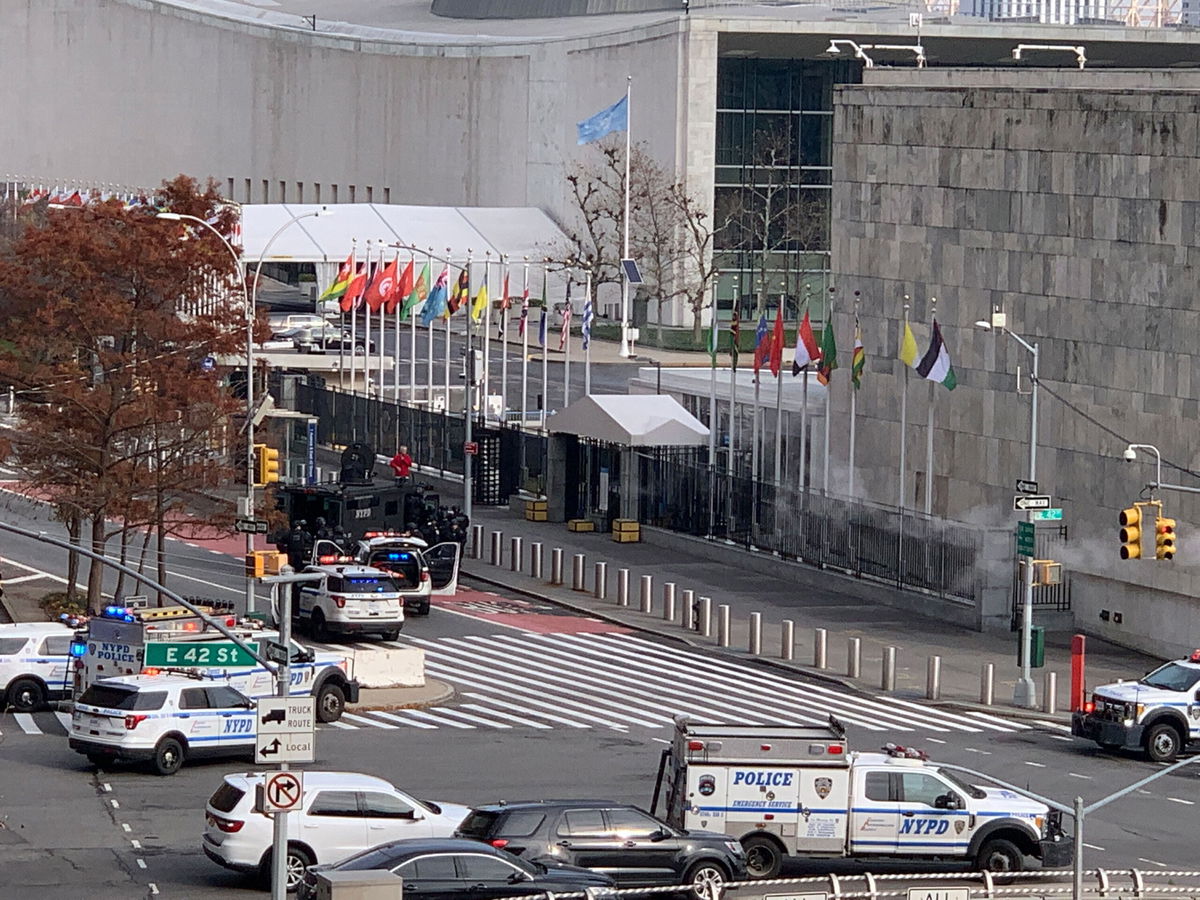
[347,645,426,689]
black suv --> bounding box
[456,801,746,897]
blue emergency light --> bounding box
[69,640,88,658]
[102,605,136,623]
[385,552,411,561]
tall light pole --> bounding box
[976,308,1039,708]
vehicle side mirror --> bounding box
[507,872,529,884]
[935,794,961,810]
[649,828,669,842]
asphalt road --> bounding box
[2,481,1200,897]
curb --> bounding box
[353,678,457,712]
[0,592,21,625]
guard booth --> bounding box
[545,395,709,528]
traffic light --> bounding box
[1156,516,1177,560]
[1119,503,1155,560]
[254,443,280,486]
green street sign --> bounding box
[1016,521,1036,557]
[1032,508,1063,521]
[144,641,257,668]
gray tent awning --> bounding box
[548,395,709,447]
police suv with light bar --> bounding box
[654,717,1069,876]
[1071,649,1200,762]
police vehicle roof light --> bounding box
[687,740,705,751]
[69,640,88,658]
[827,744,844,755]
[1190,649,1200,663]
[102,605,136,622]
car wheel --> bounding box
[260,843,314,893]
[315,682,346,723]
[86,753,111,770]
[381,629,400,642]
[417,601,431,617]
[976,837,1024,872]
[310,609,330,643]
[6,677,45,712]
[741,835,783,879]
[684,860,728,900]
[152,736,185,776]
[1145,722,1182,763]
[353,344,366,356]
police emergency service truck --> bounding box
[654,718,1069,876]
[72,605,359,723]
[1071,649,1200,762]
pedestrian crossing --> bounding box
[1,633,1035,737]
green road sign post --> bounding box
[1016,521,1036,558]
[144,641,257,668]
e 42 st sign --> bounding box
[143,641,256,668]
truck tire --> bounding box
[315,681,346,723]
[7,677,45,712]
[152,737,185,776]
[684,860,728,900]
[976,837,1024,872]
[1145,722,1182,763]
[741,835,783,879]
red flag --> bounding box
[769,303,785,377]
[447,270,470,315]
[386,259,414,314]
[364,257,398,312]
[792,310,821,375]
[500,273,511,311]
[340,267,368,313]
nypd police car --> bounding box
[0,622,76,712]
[1072,649,1200,762]
[292,562,406,641]
[69,674,257,775]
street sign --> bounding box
[255,697,315,764]
[907,890,969,900]
[260,771,304,814]
[234,518,269,534]
[463,441,478,455]
[1032,508,1064,521]
[1015,478,1039,494]
[1016,521,1036,557]
[201,355,216,372]
[255,732,315,764]
[144,641,256,668]
[1013,494,1052,511]
[766,894,827,900]
[263,640,291,665]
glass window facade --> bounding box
[714,57,861,325]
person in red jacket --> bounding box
[388,446,412,482]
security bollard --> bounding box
[639,575,653,614]
[471,524,484,559]
[847,637,862,679]
[489,530,503,567]
[882,646,897,692]
[780,620,795,660]
[572,553,586,591]
[926,655,942,700]
[510,537,523,573]
[1043,671,1058,714]
[681,589,696,629]
[617,569,630,607]
[749,612,762,655]
[593,562,608,600]
[550,547,564,585]
[663,583,676,622]
[981,663,995,706]
[717,605,731,647]
[530,542,544,579]
[698,597,713,637]
[814,628,828,669]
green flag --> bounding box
[401,262,430,318]
[816,320,838,386]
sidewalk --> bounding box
[456,502,1161,720]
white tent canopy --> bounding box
[548,395,710,447]
[240,203,571,293]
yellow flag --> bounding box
[899,321,918,368]
[471,282,489,323]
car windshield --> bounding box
[1141,662,1200,691]
[78,685,166,711]
[336,844,410,871]
[937,768,987,799]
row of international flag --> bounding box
[318,253,595,351]
[714,301,959,391]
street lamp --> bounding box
[826,39,875,67]
[825,40,928,68]
[975,307,1040,709]
[1013,43,1086,69]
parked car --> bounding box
[297,837,614,900]
[293,323,374,356]
[455,800,746,896]
[203,771,471,892]
[267,312,337,335]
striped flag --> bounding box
[498,272,511,336]
[559,282,573,351]
[582,290,594,351]
[916,320,957,390]
[730,306,740,370]
[851,317,865,390]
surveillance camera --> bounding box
[1123,447,1137,462]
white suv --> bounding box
[293,563,405,642]
[0,622,76,712]
[203,770,471,891]
[70,674,256,775]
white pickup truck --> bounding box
[654,718,1070,876]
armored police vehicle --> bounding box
[1071,649,1200,762]
[653,718,1069,876]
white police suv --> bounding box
[69,674,256,775]
[1072,649,1200,762]
[0,621,76,712]
[293,562,405,642]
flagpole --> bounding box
[378,251,388,398]
[541,271,549,425]
[482,252,492,418]
[366,244,376,397]
[848,295,860,499]
[351,240,366,395]
[341,239,356,391]
[408,257,419,406]
[752,373,761,486]
[521,259,530,424]
[564,277,572,408]
[619,75,634,359]
[773,294,785,485]
[501,256,510,420]
[822,294,833,495]
[899,295,910,509]
[584,268,593,395]
[708,311,717,464]
[799,287,811,491]
[925,296,937,515]
[728,328,738,537]
[392,254,401,403]
[426,251,435,406]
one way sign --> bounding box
[1013,494,1052,511]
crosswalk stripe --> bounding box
[363,710,437,729]
[55,711,72,732]
[327,720,356,730]
[14,713,41,735]
[460,703,550,729]
[961,710,1030,731]
[461,692,590,729]
[425,707,512,729]
[399,708,475,729]
[342,712,399,730]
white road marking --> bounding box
[1023,761,1047,768]
[1137,858,1167,868]
[326,720,355,730]
[342,712,398,730]
[14,713,41,735]
[1068,772,1092,779]
[111,799,120,809]
[461,692,590,729]
[963,748,992,755]
[101,783,112,793]
[3,573,51,585]
[1083,842,1105,851]
[1138,789,1153,795]
[57,712,73,731]
[136,859,147,870]
[427,706,513,729]
[652,737,670,744]
[360,710,437,729]
[925,738,947,744]
[961,710,1030,731]
[122,824,131,833]
[131,839,141,849]
[398,708,475,729]
[0,556,67,584]
[460,704,550,730]
[1168,797,1195,805]
[149,885,159,895]
[1049,734,1073,742]
[1032,719,1073,733]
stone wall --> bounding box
[829,78,1200,655]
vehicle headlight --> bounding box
[724,841,745,856]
